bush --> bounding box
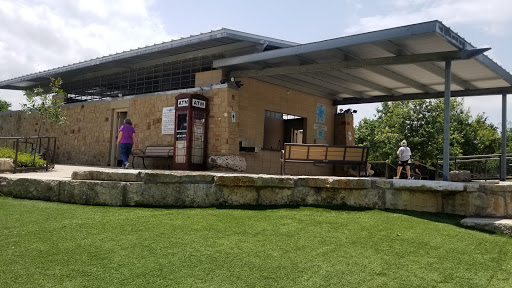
[0,147,47,168]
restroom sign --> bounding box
[178,99,189,107]
[192,99,206,109]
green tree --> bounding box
[506,121,512,153]
[355,98,500,167]
[22,77,67,135]
[0,99,11,112]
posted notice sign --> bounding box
[162,107,175,134]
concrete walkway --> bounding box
[1,164,139,180]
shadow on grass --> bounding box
[215,204,374,212]
[217,204,472,230]
[383,208,466,226]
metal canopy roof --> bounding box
[0,29,296,91]
[2,21,511,105]
[213,21,512,105]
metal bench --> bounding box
[131,146,174,169]
[281,143,369,176]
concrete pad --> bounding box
[461,218,512,236]
[0,164,138,180]
[392,179,465,191]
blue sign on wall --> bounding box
[316,103,325,123]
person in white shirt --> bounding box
[396,140,412,179]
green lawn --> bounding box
[1,197,511,288]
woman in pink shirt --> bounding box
[116,118,139,168]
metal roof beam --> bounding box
[257,76,334,99]
[267,75,339,96]
[322,70,399,96]
[132,41,259,69]
[286,73,371,98]
[365,66,438,93]
[229,49,490,78]
[334,87,512,105]
[214,21,441,68]
[416,63,477,90]
[374,41,478,90]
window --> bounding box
[263,110,306,150]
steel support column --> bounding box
[501,93,507,181]
[443,61,451,181]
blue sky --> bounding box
[1,0,511,126]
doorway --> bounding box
[110,110,128,167]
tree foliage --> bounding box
[22,77,67,135]
[0,99,11,112]
[355,99,500,166]
[506,122,512,153]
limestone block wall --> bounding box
[195,70,224,87]
[58,103,112,165]
[195,70,241,156]
[1,171,511,219]
[0,87,242,168]
[237,78,335,175]
[207,88,240,156]
[334,112,355,146]
[238,78,334,147]
[0,93,178,167]
[0,75,339,175]
[0,103,113,165]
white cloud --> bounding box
[341,0,512,127]
[0,0,172,110]
[345,0,512,36]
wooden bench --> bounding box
[281,143,369,176]
[131,146,174,169]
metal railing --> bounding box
[435,154,512,181]
[0,136,56,173]
[368,160,436,179]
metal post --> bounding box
[435,160,438,181]
[484,159,488,181]
[443,60,452,181]
[501,94,507,181]
[14,139,19,174]
[46,137,50,171]
[385,160,389,179]
[52,137,57,165]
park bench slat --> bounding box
[131,146,174,169]
[281,143,369,176]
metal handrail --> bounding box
[435,154,512,181]
[368,160,435,179]
[0,136,57,173]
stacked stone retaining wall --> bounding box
[0,171,511,218]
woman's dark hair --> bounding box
[124,118,133,125]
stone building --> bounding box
[1,21,511,176]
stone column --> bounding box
[334,111,355,146]
[207,88,240,156]
[333,111,356,176]
[195,70,240,157]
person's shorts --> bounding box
[398,160,410,167]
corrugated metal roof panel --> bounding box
[0,28,297,90]
[213,20,512,104]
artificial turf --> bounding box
[1,197,511,287]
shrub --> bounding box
[0,147,47,168]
